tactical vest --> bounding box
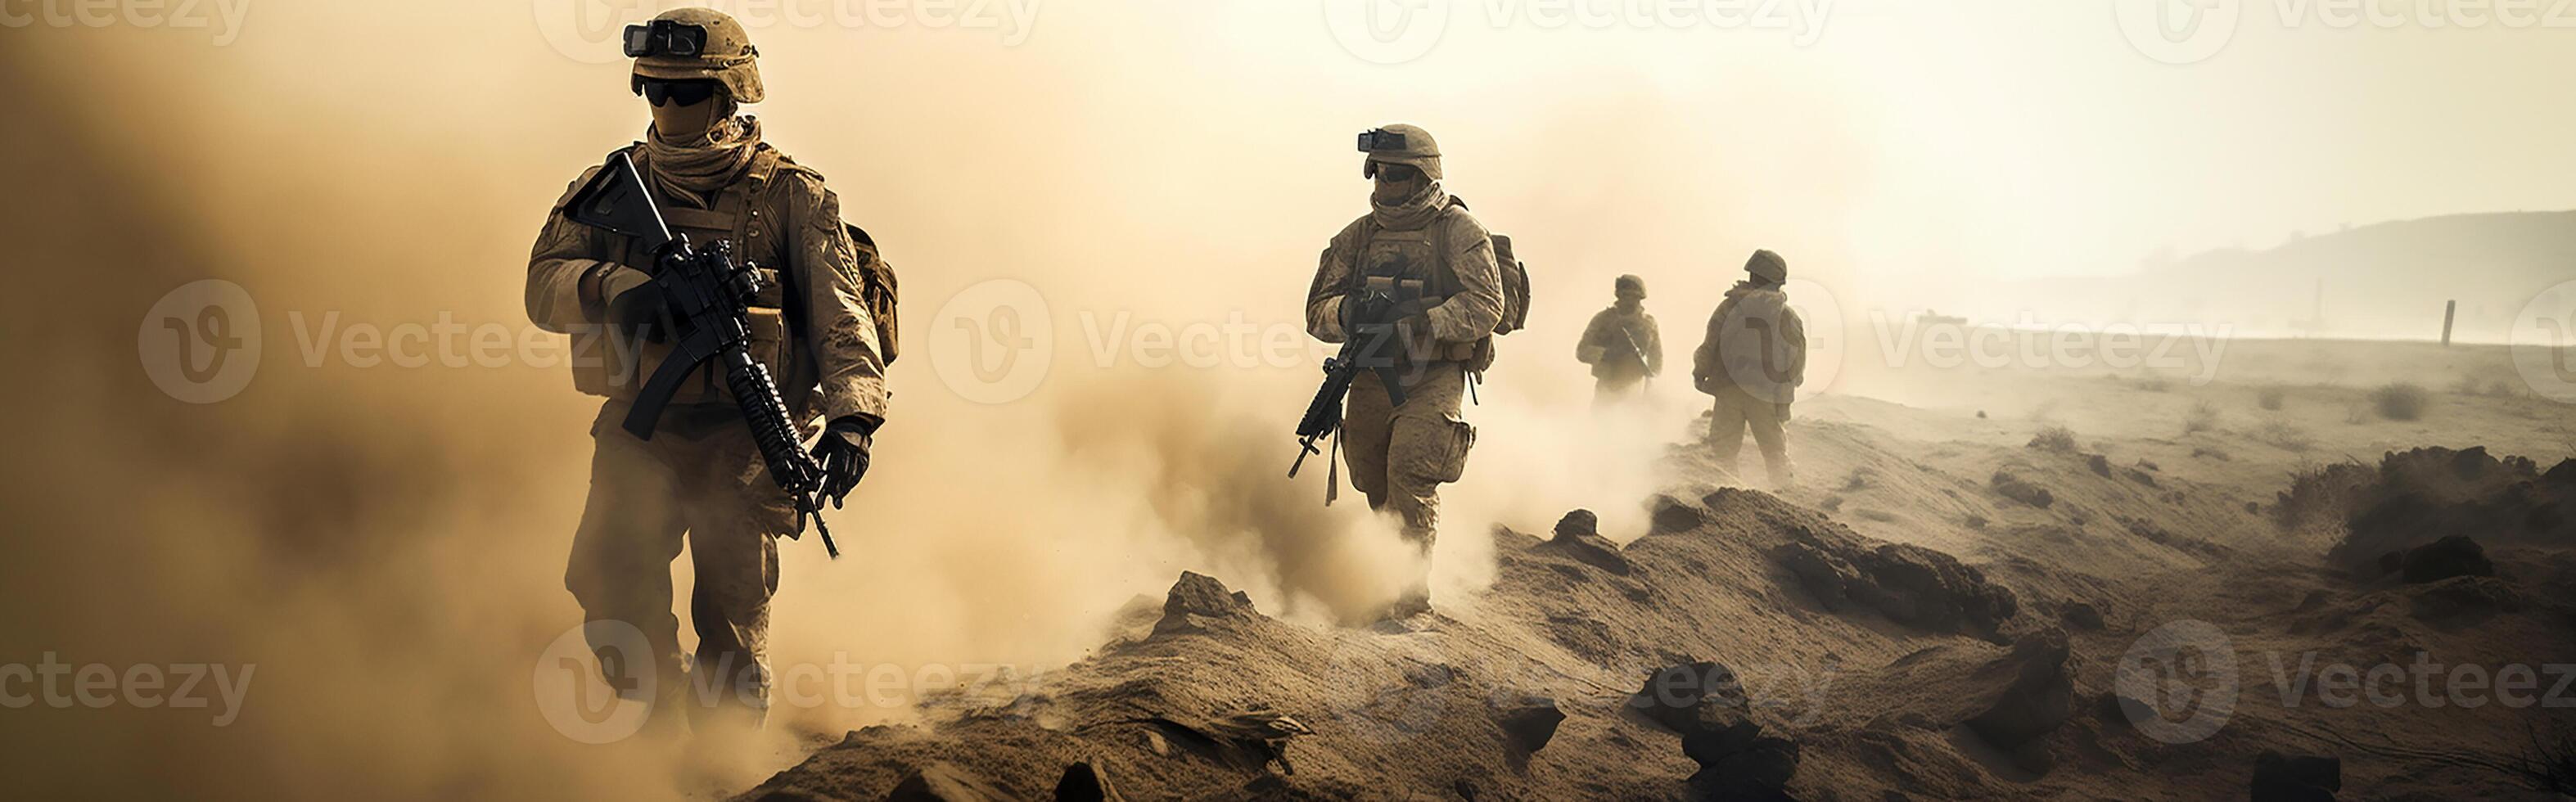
[1352,199,1495,372]
[570,144,815,414]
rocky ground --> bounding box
[731,340,2576,800]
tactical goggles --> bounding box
[632,77,721,107]
[1367,162,1423,182]
[1356,128,1409,152]
[623,20,708,58]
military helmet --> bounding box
[1358,124,1442,181]
[1615,274,1647,299]
[1745,250,1788,283]
[628,7,763,104]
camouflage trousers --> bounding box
[565,399,796,726]
[1342,363,1476,551]
[1708,385,1793,488]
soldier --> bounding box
[1576,274,1662,406]
[1305,124,1505,618]
[1692,250,1804,489]
[524,7,891,732]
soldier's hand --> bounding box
[606,275,675,344]
[813,416,877,507]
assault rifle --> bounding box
[1288,286,1410,480]
[565,151,840,557]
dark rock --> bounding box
[1630,661,1746,733]
[1685,737,1801,800]
[2250,750,2340,801]
[1771,534,2019,641]
[2547,458,2576,486]
[2375,551,2403,575]
[2059,602,2104,630]
[1775,542,1857,612]
[2123,467,2159,487]
[1964,630,2075,750]
[2086,454,2112,478]
[1154,572,1258,635]
[1535,510,1631,575]
[1053,759,1126,802]
[1496,696,1566,755]
[886,762,1007,802]
[1992,471,2055,509]
[2399,535,2493,583]
[1653,496,1708,534]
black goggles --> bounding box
[622,20,707,58]
[632,77,721,107]
[1356,128,1408,152]
[1366,162,1422,182]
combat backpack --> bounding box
[1490,232,1531,336]
[840,223,902,364]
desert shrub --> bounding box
[2027,425,2079,454]
[2517,718,2576,795]
[2370,381,2431,421]
[2182,401,2221,435]
[2257,385,2285,411]
[2452,374,2488,395]
[2271,458,2371,534]
[2251,421,2316,453]
[2132,374,2172,392]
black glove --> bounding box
[605,277,676,344]
[1342,292,1396,334]
[812,416,877,507]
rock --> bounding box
[1153,572,1259,635]
[2399,535,2493,583]
[1992,471,2055,509]
[2547,458,2576,486]
[1534,510,1631,575]
[886,762,1008,802]
[1052,759,1126,802]
[1653,495,1708,534]
[1630,661,1745,733]
[1496,696,1567,755]
[2059,602,2104,631]
[2250,750,2340,801]
[2086,454,2112,478]
[1633,661,1802,797]
[1964,631,2075,750]
[1771,534,2019,641]
[2123,466,2159,488]
[1775,542,1856,612]
[2375,551,2404,576]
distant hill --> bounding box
[1978,211,2576,342]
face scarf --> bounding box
[639,110,760,209]
[1369,179,1449,232]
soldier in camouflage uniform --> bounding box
[1305,124,1505,617]
[524,7,891,731]
[1577,274,1662,406]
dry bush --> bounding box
[2251,421,2316,453]
[2517,718,2576,795]
[2133,374,2172,392]
[2371,381,2432,421]
[2182,401,2221,435]
[2257,385,2286,411]
[2028,425,2080,454]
